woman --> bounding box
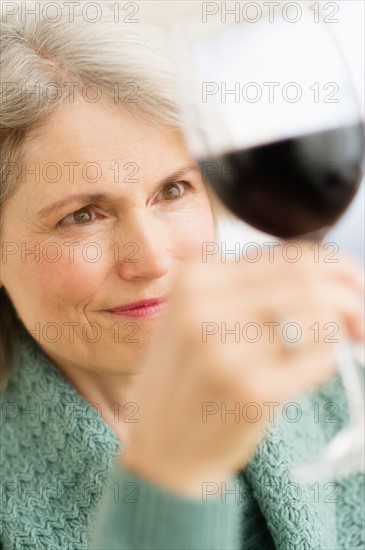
[1,6,364,550]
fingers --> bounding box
[179,278,363,357]
[177,241,364,297]
[248,347,337,403]
[201,340,337,406]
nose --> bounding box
[114,213,172,281]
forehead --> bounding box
[24,98,185,165]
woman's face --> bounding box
[0,98,215,375]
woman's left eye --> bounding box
[57,206,100,228]
[156,181,191,202]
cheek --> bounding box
[42,247,108,307]
[7,243,108,319]
[171,202,215,260]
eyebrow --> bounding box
[37,164,199,218]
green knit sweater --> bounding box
[0,326,364,549]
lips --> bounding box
[107,295,168,313]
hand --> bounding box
[121,243,364,498]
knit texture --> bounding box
[1,326,364,549]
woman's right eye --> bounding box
[57,206,98,228]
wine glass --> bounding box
[167,3,364,480]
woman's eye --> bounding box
[157,182,189,201]
[57,206,96,228]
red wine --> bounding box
[199,123,364,239]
